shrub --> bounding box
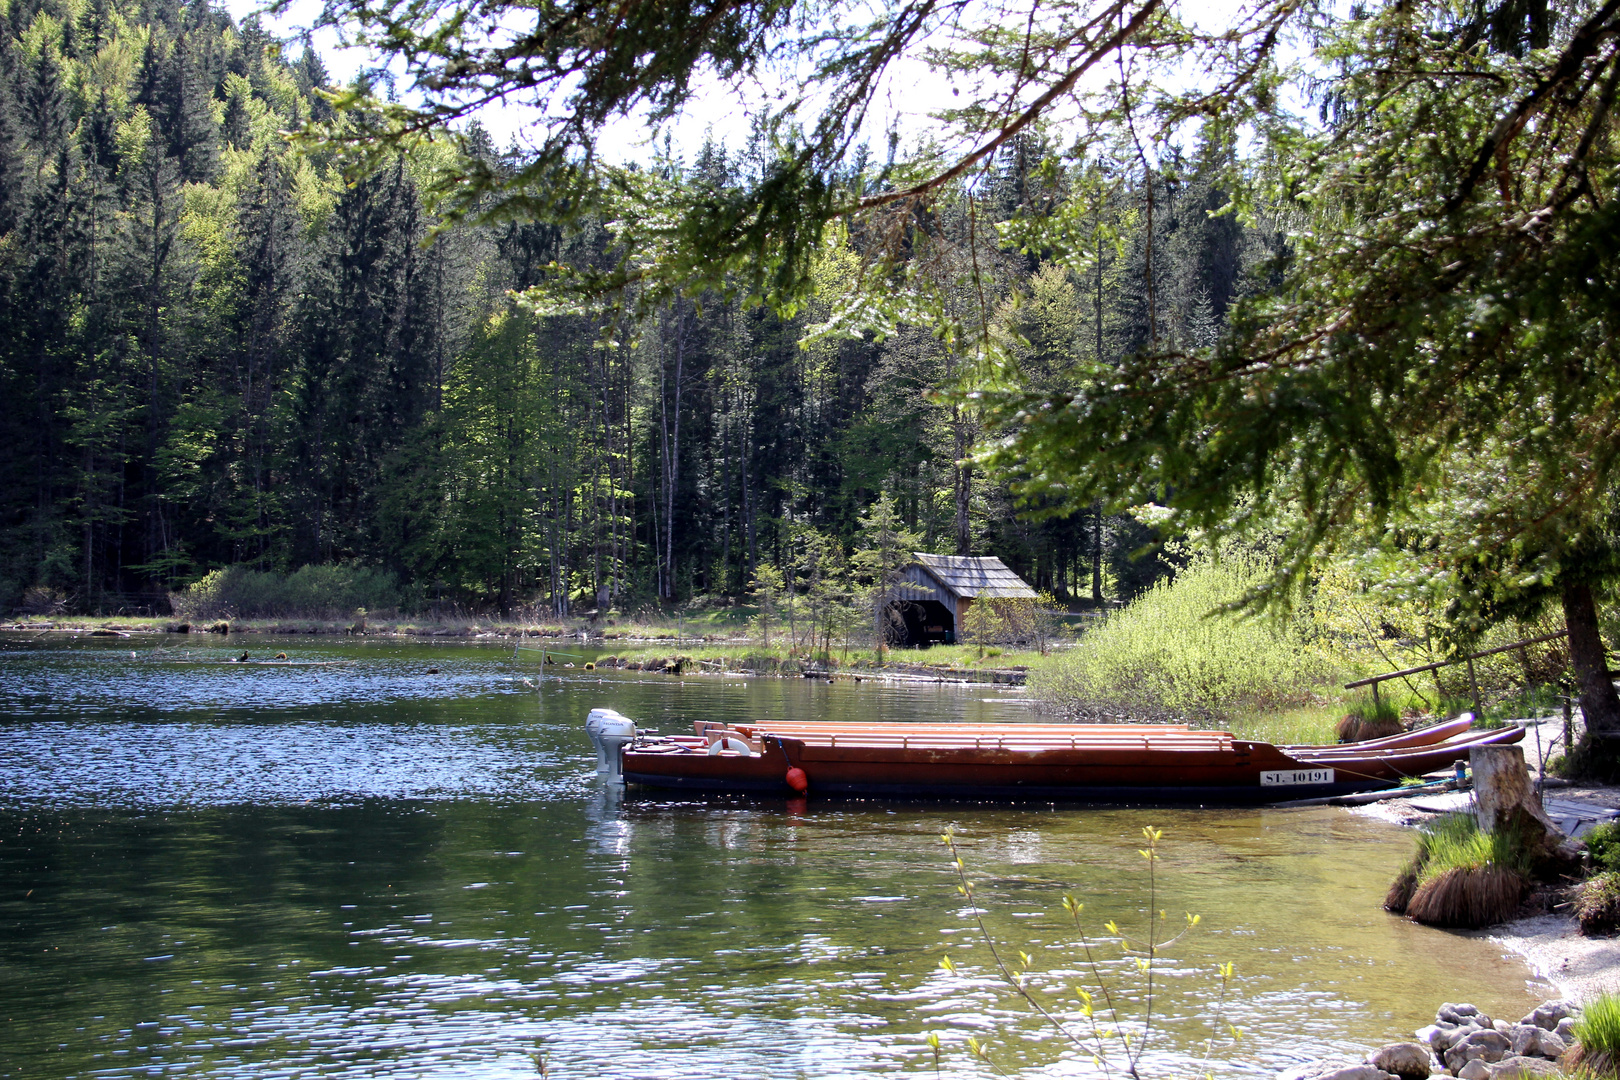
[1570,991,1620,1075]
[172,564,403,621]
[1337,710,1405,744]
[1030,544,1342,722]
[19,585,67,615]
[960,594,1066,655]
[1562,738,1620,785]
[934,825,1238,1077]
[1574,872,1620,937]
[1588,822,1620,874]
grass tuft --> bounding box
[1384,863,1419,914]
[1571,992,1620,1077]
[1387,813,1531,928]
[1336,712,1405,744]
[1404,866,1525,929]
[1415,813,1533,883]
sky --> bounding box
[221,0,1312,171]
[221,0,960,167]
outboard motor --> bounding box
[585,708,638,784]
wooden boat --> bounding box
[584,709,1523,804]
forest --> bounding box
[5,0,1620,746]
[0,0,1276,618]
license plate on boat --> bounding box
[1260,769,1334,786]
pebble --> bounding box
[1285,1000,1582,1080]
[1366,1042,1433,1080]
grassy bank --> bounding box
[592,640,1064,682]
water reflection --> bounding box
[0,634,1550,1079]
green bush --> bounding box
[1574,872,1620,937]
[172,564,403,620]
[1481,684,1566,726]
[1588,821,1620,874]
[1030,545,1342,723]
[1561,737,1620,785]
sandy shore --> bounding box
[1486,913,1620,1000]
[1349,715,1620,1002]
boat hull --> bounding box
[613,719,1525,805]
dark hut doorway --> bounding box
[886,600,955,647]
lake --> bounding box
[0,634,1547,1078]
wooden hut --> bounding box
[883,553,1037,646]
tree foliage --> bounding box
[1,0,1206,619]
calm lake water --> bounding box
[0,634,1548,1079]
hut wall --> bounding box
[896,566,958,621]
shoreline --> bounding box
[1349,716,1620,1003]
[1,617,728,641]
[0,621,1039,686]
[1486,913,1620,1001]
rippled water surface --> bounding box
[0,634,1548,1079]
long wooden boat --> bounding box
[583,710,1522,804]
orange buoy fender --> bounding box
[785,767,809,794]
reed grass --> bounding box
[1221,706,1342,746]
[1571,992,1620,1076]
[597,641,1066,678]
[1386,812,1531,928]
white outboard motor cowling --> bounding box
[585,708,638,784]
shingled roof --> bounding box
[910,553,1038,599]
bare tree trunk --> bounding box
[657,299,688,601]
[1471,746,1554,834]
[953,406,972,556]
[1564,578,1620,733]
[742,417,756,574]
[1091,502,1104,604]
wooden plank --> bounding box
[1343,631,1569,689]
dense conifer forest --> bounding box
[0,0,1263,616]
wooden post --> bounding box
[1467,656,1483,719]
[1371,680,1382,714]
[1564,692,1574,753]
